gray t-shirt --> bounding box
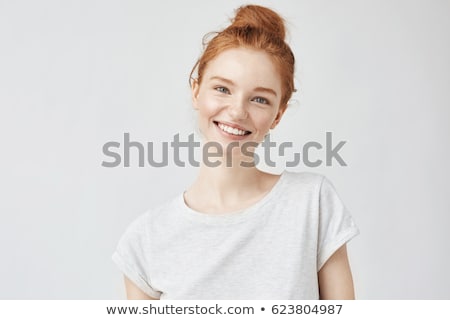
[112,170,359,299]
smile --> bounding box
[214,121,252,136]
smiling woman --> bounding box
[112,4,359,300]
[192,47,283,147]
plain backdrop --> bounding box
[1,0,449,299]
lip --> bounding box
[213,120,251,133]
[213,121,252,140]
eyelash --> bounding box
[214,86,270,105]
[215,86,230,94]
[253,97,269,105]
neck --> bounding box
[189,162,267,208]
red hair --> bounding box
[190,5,296,110]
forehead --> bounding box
[202,47,282,93]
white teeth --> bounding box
[217,122,248,136]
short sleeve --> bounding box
[112,213,161,299]
[317,176,359,271]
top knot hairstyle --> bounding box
[190,5,296,110]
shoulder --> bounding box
[121,194,180,237]
[282,170,326,192]
[284,170,341,189]
[280,171,345,205]
[283,170,324,181]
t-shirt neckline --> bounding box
[178,170,287,225]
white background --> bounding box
[1,0,449,299]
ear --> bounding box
[191,78,200,110]
[270,105,287,129]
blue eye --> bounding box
[215,86,230,94]
[253,97,269,104]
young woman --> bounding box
[112,4,359,300]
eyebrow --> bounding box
[209,76,278,97]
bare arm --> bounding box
[318,244,355,299]
[124,276,160,300]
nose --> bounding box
[227,97,248,120]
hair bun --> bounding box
[230,5,286,40]
[191,4,295,108]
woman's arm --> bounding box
[318,244,355,299]
[124,276,160,300]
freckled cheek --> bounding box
[251,112,276,133]
[196,99,219,134]
[197,95,224,117]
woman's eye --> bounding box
[253,97,269,105]
[215,86,230,94]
